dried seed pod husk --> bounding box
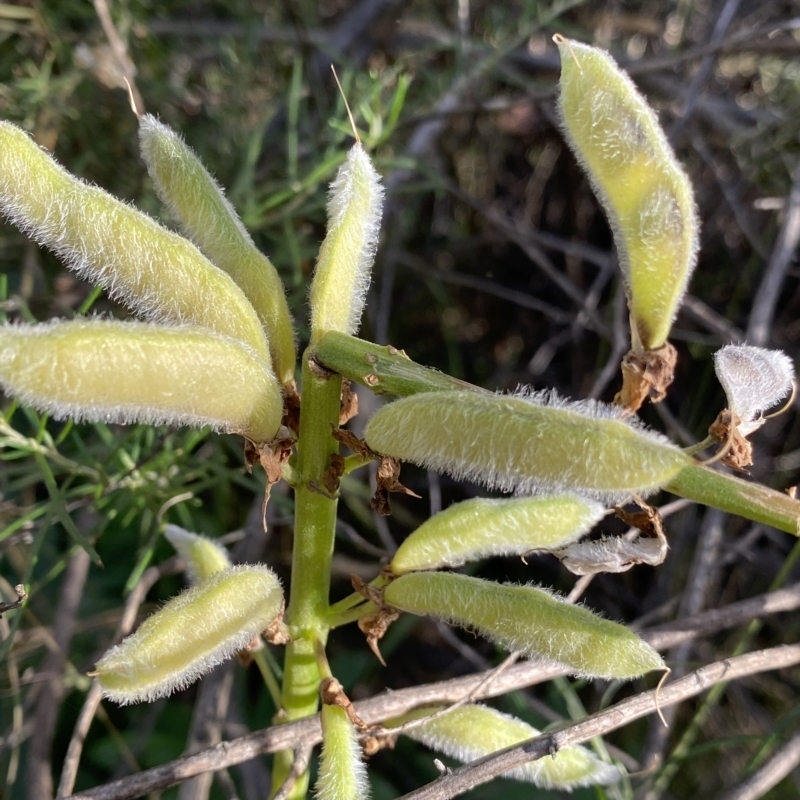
[383,572,663,679]
[394,704,620,790]
[309,143,384,342]
[364,389,690,504]
[0,121,271,365]
[0,319,282,442]
[164,525,232,584]
[390,495,605,574]
[139,115,296,384]
[315,705,371,800]
[555,38,698,352]
[94,565,283,704]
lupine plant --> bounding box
[1,36,799,800]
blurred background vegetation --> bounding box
[1,1,800,798]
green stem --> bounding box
[312,331,488,397]
[666,463,800,535]
[272,351,342,799]
[313,332,800,535]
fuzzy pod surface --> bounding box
[165,525,232,584]
[0,121,271,365]
[397,704,619,789]
[390,495,605,574]
[556,38,698,351]
[0,319,283,442]
[383,572,663,679]
[94,565,283,704]
[364,389,690,503]
[315,705,371,800]
[309,143,384,342]
[139,115,296,384]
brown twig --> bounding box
[394,644,800,800]
[61,578,800,800]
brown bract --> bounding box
[372,456,420,516]
[352,575,399,666]
[614,342,678,413]
[709,409,753,471]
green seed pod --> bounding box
[309,143,384,343]
[315,705,370,800]
[395,704,619,790]
[165,525,232,584]
[0,121,271,365]
[555,37,698,351]
[383,572,663,679]
[0,319,282,442]
[93,564,283,704]
[390,495,605,574]
[364,389,690,504]
[139,115,296,385]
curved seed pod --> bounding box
[0,121,271,364]
[93,564,283,704]
[390,495,605,574]
[315,705,371,800]
[555,37,698,352]
[139,115,296,384]
[165,525,232,584]
[394,704,619,790]
[714,345,794,436]
[383,572,663,679]
[0,319,282,442]
[309,143,384,343]
[364,389,690,504]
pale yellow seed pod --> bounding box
[139,115,296,384]
[309,143,384,343]
[0,121,271,365]
[390,495,605,574]
[164,525,232,584]
[364,388,690,504]
[94,565,283,704]
[383,572,663,679]
[314,705,371,800]
[555,38,699,351]
[0,319,282,442]
[396,704,620,790]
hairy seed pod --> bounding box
[395,704,619,789]
[0,122,271,365]
[390,495,605,574]
[383,572,663,679]
[0,319,283,442]
[309,143,384,342]
[165,525,232,584]
[139,115,296,384]
[93,565,283,704]
[364,388,690,503]
[555,37,698,351]
[315,705,371,800]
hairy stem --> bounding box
[272,351,342,798]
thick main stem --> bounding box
[272,352,342,799]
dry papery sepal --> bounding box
[364,387,691,504]
[392,703,620,790]
[382,571,664,680]
[92,564,283,704]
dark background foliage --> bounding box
[1,1,800,798]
